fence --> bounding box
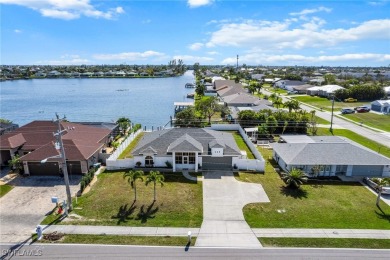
[107,129,142,161]
[233,158,264,172]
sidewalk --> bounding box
[42,225,390,240]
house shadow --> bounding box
[136,201,159,223]
[111,202,137,224]
[280,186,308,199]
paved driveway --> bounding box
[0,176,80,243]
[196,171,269,248]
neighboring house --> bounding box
[223,93,271,107]
[371,100,390,113]
[131,128,243,172]
[0,122,19,136]
[213,79,236,90]
[291,84,314,94]
[306,85,344,97]
[271,135,390,177]
[0,121,112,175]
[274,80,306,91]
[384,86,390,96]
[47,71,61,78]
[216,84,247,98]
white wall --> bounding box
[383,165,390,177]
[106,158,134,170]
[211,147,224,157]
[232,157,264,171]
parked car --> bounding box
[287,90,298,95]
[363,177,390,195]
[354,106,370,113]
[341,108,355,114]
[344,98,358,102]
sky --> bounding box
[1,0,389,66]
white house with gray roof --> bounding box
[271,135,390,177]
[132,128,243,172]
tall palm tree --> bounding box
[273,97,283,109]
[123,170,144,201]
[145,171,165,201]
[281,168,308,189]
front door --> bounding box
[183,156,189,165]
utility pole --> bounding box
[236,55,239,71]
[330,94,335,133]
[54,113,73,212]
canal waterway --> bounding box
[0,70,195,128]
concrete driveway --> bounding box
[196,171,270,248]
[0,176,80,243]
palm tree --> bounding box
[145,171,165,201]
[8,155,23,174]
[123,170,144,201]
[116,117,131,135]
[281,168,308,189]
[272,97,283,109]
[375,178,390,208]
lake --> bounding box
[0,70,195,128]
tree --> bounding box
[272,97,283,109]
[196,96,220,124]
[324,74,336,85]
[145,171,165,201]
[266,115,278,136]
[8,155,23,174]
[175,107,201,127]
[0,118,12,124]
[195,82,205,96]
[123,170,144,201]
[281,168,308,189]
[308,110,318,136]
[116,117,131,135]
[375,178,390,208]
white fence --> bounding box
[107,129,142,160]
[233,158,264,172]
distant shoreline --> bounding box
[0,75,184,81]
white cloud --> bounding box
[207,51,219,55]
[188,42,204,51]
[368,0,388,6]
[14,29,22,33]
[187,0,213,8]
[221,53,390,65]
[205,18,390,50]
[0,0,125,20]
[93,51,166,61]
[142,19,151,24]
[173,55,214,63]
[289,6,332,17]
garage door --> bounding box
[67,161,82,175]
[371,105,381,112]
[28,162,60,176]
[202,156,232,170]
[352,165,383,176]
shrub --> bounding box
[136,161,142,167]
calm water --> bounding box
[0,71,195,128]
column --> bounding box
[195,152,198,173]
[172,152,176,172]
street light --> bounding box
[330,94,335,133]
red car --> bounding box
[355,106,370,113]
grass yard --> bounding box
[0,184,13,198]
[316,128,390,159]
[259,237,390,249]
[293,96,369,112]
[42,171,203,227]
[237,148,390,229]
[118,132,145,159]
[35,234,196,246]
[341,112,390,132]
[314,116,330,125]
[229,131,255,159]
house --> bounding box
[306,85,344,97]
[274,80,306,91]
[384,86,390,96]
[271,135,390,177]
[216,84,247,98]
[0,121,112,175]
[371,100,390,114]
[213,79,236,90]
[0,122,19,136]
[223,93,271,107]
[131,128,242,171]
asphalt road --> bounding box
[263,89,390,149]
[1,243,389,259]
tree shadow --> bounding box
[375,207,390,223]
[136,201,159,223]
[280,186,308,199]
[111,202,137,224]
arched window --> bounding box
[145,156,154,167]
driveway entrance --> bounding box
[196,171,270,248]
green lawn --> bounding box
[0,184,13,198]
[316,128,390,159]
[259,238,390,249]
[314,116,330,125]
[36,234,196,246]
[293,96,369,112]
[118,132,145,159]
[229,131,255,159]
[42,171,203,227]
[341,112,390,132]
[237,148,390,229]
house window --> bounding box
[175,153,182,164]
[175,152,196,164]
[145,156,154,167]
[189,153,196,164]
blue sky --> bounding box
[1,0,389,66]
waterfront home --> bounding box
[271,135,390,177]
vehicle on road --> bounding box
[287,90,298,95]
[344,98,358,102]
[363,177,390,195]
[354,106,370,113]
[341,108,355,114]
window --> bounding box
[175,152,195,164]
[189,153,195,164]
[145,156,154,167]
[175,153,182,164]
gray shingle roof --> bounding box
[167,134,203,152]
[132,128,241,156]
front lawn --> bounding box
[341,112,390,132]
[229,131,255,159]
[238,148,390,229]
[42,171,203,227]
[315,128,390,159]
[259,237,390,249]
[0,184,13,198]
[293,96,369,112]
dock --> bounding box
[174,101,194,114]
[185,83,195,88]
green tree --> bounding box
[8,155,23,174]
[272,97,284,109]
[145,171,165,201]
[324,74,336,85]
[116,117,131,135]
[281,168,308,189]
[0,118,12,124]
[175,107,201,127]
[195,96,220,124]
[266,115,278,136]
[375,178,390,208]
[123,170,144,201]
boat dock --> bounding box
[174,101,194,114]
[185,83,195,88]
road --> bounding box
[263,89,390,149]
[1,243,389,259]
